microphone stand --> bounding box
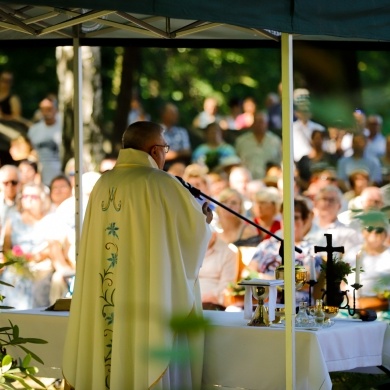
[175,176,302,257]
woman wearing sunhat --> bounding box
[343,210,390,311]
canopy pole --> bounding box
[281,32,296,390]
[73,31,84,259]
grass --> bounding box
[330,372,390,390]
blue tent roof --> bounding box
[0,1,389,41]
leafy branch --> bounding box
[0,260,48,388]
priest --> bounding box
[63,121,212,389]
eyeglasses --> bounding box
[2,180,18,186]
[22,194,40,200]
[364,226,386,234]
[152,144,170,153]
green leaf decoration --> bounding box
[2,373,34,389]
[22,354,31,368]
[18,346,44,365]
[25,366,39,375]
[0,306,15,310]
[169,314,211,333]
[26,372,46,387]
[1,355,13,373]
[12,325,19,340]
[0,281,15,288]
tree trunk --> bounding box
[56,46,104,172]
[112,47,142,151]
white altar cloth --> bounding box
[0,309,387,389]
[202,311,387,390]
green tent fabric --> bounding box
[2,0,390,41]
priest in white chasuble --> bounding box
[63,121,212,390]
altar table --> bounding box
[0,309,388,390]
[202,311,387,390]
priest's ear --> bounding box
[150,145,156,155]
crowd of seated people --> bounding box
[2,82,390,314]
[0,159,101,309]
[187,93,390,312]
[0,91,104,308]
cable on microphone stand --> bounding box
[175,176,303,260]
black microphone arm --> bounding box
[175,176,302,255]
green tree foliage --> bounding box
[0,47,58,119]
[357,50,390,134]
[2,45,390,147]
[135,47,282,127]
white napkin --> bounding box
[267,286,277,322]
[241,279,283,321]
[244,286,253,320]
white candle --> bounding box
[355,250,361,285]
[310,255,317,282]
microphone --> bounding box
[175,176,302,255]
[175,176,203,199]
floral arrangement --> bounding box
[3,246,33,279]
[320,255,361,284]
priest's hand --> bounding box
[202,202,213,224]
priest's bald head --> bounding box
[122,121,168,169]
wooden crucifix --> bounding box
[313,233,344,264]
[314,233,345,306]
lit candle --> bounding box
[310,255,317,282]
[355,250,361,285]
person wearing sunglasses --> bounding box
[63,121,212,390]
[0,165,21,252]
[343,210,390,311]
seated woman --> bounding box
[216,187,261,248]
[1,182,73,309]
[248,197,323,305]
[199,227,239,310]
[343,210,390,311]
[252,187,282,239]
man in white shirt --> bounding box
[28,98,62,186]
[235,112,282,180]
[306,185,362,254]
[293,103,325,162]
